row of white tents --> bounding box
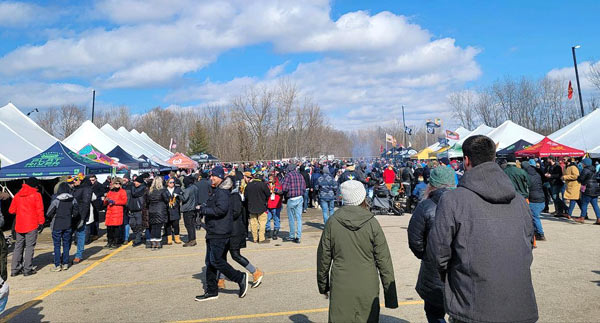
[0,103,174,171]
[418,110,600,159]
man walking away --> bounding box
[281,164,306,243]
[315,168,338,224]
[243,172,270,243]
[195,171,212,229]
[522,159,546,241]
[545,157,567,217]
[503,154,530,199]
[9,177,44,276]
[181,176,199,246]
[428,135,538,323]
[196,166,248,302]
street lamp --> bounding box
[571,45,585,117]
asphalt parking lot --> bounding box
[0,205,599,323]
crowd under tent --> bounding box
[0,142,113,179]
[515,137,585,158]
[63,120,118,154]
[486,120,544,151]
[0,103,58,166]
[549,108,600,152]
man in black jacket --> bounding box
[129,177,146,246]
[243,172,270,243]
[196,166,248,302]
[545,157,567,216]
[427,135,538,323]
[522,160,546,240]
[71,174,92,264]
[88,175,105,242]
[195,171,212,230]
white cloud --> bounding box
[103,58,208,88]
[0,82,92,108]
[547,60,600,92]
[0,2,41,27]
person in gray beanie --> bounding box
[317,180,398,322]
[407,166,456,322]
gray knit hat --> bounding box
[340,180,366,206]
[429,166,456,188]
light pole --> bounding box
[571,45,585,117]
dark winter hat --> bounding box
[210,166,225,179]
[123,173,131,180]
[183,176,195,187]
[506,154,517,163]
[583,158,592,166]
[25,177,39,188]
[439,157,450,166]
[134,176,145,184]
[429,166,456,189]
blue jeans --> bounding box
[303,189,309,211]
[529,202,545,236]
[287,196,303,239]
[580,194,600,219]
[123,213,130,242]
[74,225,85,259]
[550,185,567,213]
[266,208,281,231]
[567,199,581,217]
[52,228,72,267]
[319,199,335,223]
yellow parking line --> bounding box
[109,245,317,263]
[0,242,131,322]
[10,268,316,295]
[171,300,424,323]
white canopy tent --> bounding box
[549,108,600,152]
[63,120,119,154]
[456,124,496,146]
[486,120,544,151]
[100,124,146,158]
[0,103,59,166]
[117,127,170,161]
[134,130,174,157]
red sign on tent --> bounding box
[166,153,199,169]
[515,137,585,158]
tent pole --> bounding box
[91,90,96,123]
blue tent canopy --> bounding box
[0,142,113,179]
[107,146,142,169]
[496,139,533,156]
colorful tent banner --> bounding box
[515,137,585,158]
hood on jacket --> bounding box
[56,193,74,201]
[521,162,537,176]
[219,177,233,190]
[17,184,39,197]
[334,205,374,231]
[459,161,516,204]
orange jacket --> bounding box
[104,188,127,226]
[9,184,44,233]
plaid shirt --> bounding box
[282,171,306,198]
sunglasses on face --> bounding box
[168,181,175,184]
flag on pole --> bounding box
[170,138,177,151]
[427,126,435,134]
[568,80,573,100]
[445,129,460,140]
[385,133,394,143]
[404,126,413,135]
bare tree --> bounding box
[448,90,477,130]
[589,61,600,92]
[55,105,86,139]
[35,108,59,137]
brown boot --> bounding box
[218,278,226,290]
[183,240,196,247]
[174,235,182,244]
[573,216,585,224]
[167,236,173,245]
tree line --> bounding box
[35,81,353,161]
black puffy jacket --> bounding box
[230,187,248,238]
[522,163,545,203]
[201,178,233,239]
[72,180,92,228]
[146,189,168,224]
[129,183,146,212]
[578,165,600,197]
[163,187,182,221]
[407,188,446,307]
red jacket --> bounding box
[383,168,396,184]
[267,180,283,209]
[104,188,127,226]
[9,184,44,234]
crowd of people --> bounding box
[1,133,599,321]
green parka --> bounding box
[317,205,398,323]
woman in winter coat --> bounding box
[575,158,600,224]
[266,174,283,240]
[146,177,168,250]
[562,159,582,218]
[163,178,182,245]
[407,166,456,322]
[46,182,78,271]
[522,160,547,239]
[103,178,128,249]
[317,180,398,323]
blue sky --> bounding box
[0,0,598,129]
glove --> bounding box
[108,199,115,205]
[37,224,44,234]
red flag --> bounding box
[380,145,384,153]
[568,81,573,100]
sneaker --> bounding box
[23,269,37,276]
[252,269,264,288]
[195,293,219,302]
[217,278,226,290]
[535,234,546,241]
[283,237,295,242]
[62,264,70,271]
[238,273,248,298]
[11,270,22,277]
[294,238,301,244]
[50,266,62,272]
[73,257,82,264]
[183,240,197,247]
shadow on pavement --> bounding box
[539,216,582,225]
[289,314,310,322]
[191,266,237,295]
[592,270,600,286]
[380,315,410,323]
[0,299,44,322]
[305,222,324,231]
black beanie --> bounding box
[25,177,39,188]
